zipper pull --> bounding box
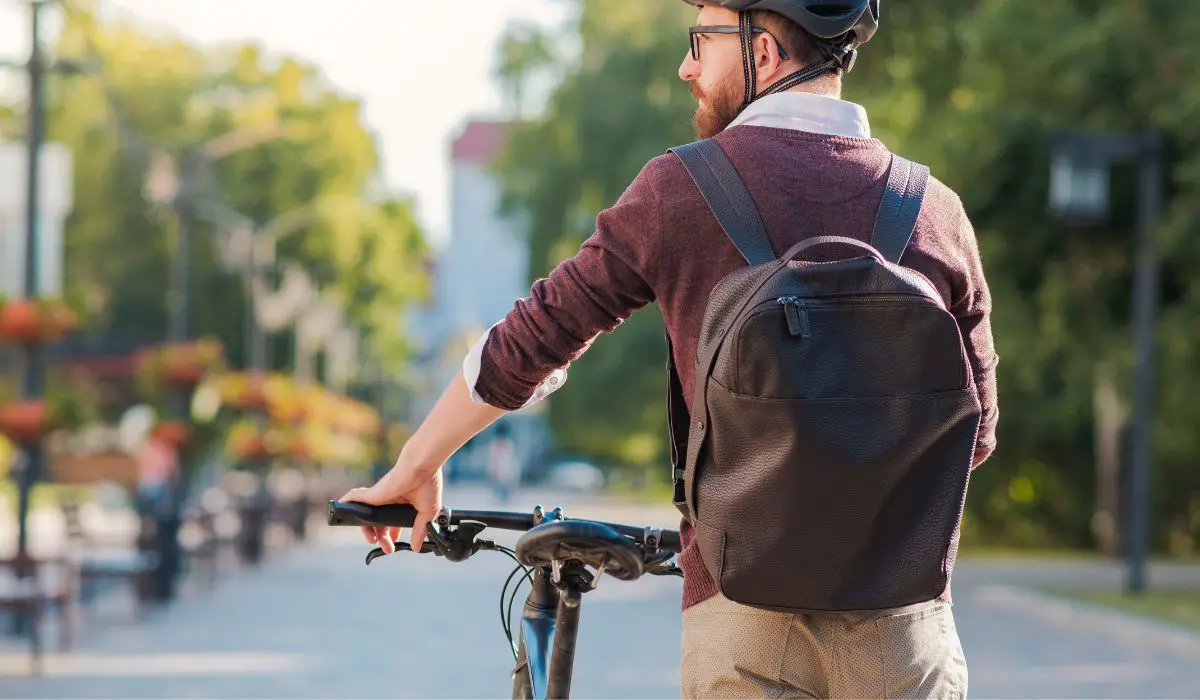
[778,297,811,338]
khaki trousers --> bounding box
[681,593,968,699]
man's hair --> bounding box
[753,10,834,72]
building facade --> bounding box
[405,120,551,483]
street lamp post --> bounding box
[157,147,199,602]
[17,0,48,571]
[1049,130,1165,595]
[1,0,85,569]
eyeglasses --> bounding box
[689,24,790,62]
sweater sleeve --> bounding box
[952,208,999,468]
[469,158,665,410]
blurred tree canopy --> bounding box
[10,2,429,377]
[493,0,1200,553]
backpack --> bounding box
[664,138,982,614]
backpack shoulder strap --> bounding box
[668,139,776,266]
[870,154,931,264]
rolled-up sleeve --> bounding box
[470,158,665,410]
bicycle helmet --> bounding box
[682,0,880,107]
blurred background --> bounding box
[0,0,1197,697]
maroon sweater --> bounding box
[475,126,999,610]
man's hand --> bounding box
[340,464,443,555]
[337,369,507,554]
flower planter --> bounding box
[230,435,267,461]
[261,428,289,458]
[288,439,310,462]
[0,299,78,345]
[140,339,225,390]
[47,450,138,489]
[0,400,53,445]
[226,373,268,411]
[163,358,206,386]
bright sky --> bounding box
[0,0,569,245]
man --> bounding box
[486,422,520,503]
[137,422,180,519]
[343,1,996,697]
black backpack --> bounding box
[665,138,982,614]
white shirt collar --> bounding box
[727,91,871,139]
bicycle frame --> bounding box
[513,566,584,700]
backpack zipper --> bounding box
[745,293,942,340]
[777,297,811,338]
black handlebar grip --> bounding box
[327,500,418,528]
[658,529,682,553]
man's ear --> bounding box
[755,31,790,80]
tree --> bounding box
[42,3,429,380]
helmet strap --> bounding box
[738,11,758,108]
[758,56,841,98]
[737,10,859,110]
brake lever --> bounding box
[644,551,675,567]
[425,521,461,558]
[645,562,684,578]
[364,540,439,565]
[364,521,490,565]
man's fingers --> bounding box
[338,480,423,555]
[410,514,431,553]
[340,486,377,505]
[377,526,395,554]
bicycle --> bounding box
[326,499,683,700]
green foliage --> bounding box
[37,3,429,374]
[492,0,1200,553]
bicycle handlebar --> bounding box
[327,500,682,553]
[326,501,419,528]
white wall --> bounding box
[440,162,530,333]
[408,158,531,413]
[0,142,73,298]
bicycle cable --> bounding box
[493,545,533,660]
[504,562,534,656]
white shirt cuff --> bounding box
[462,322,569,409]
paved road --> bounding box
[2,487,1199,698]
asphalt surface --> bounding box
[2,487,1199,698]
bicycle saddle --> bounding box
[515,520,645,581]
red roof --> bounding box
[451,121,509,166]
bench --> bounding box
[0,553,77,675]
[61,500,158,615]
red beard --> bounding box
[690,71,743,139]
